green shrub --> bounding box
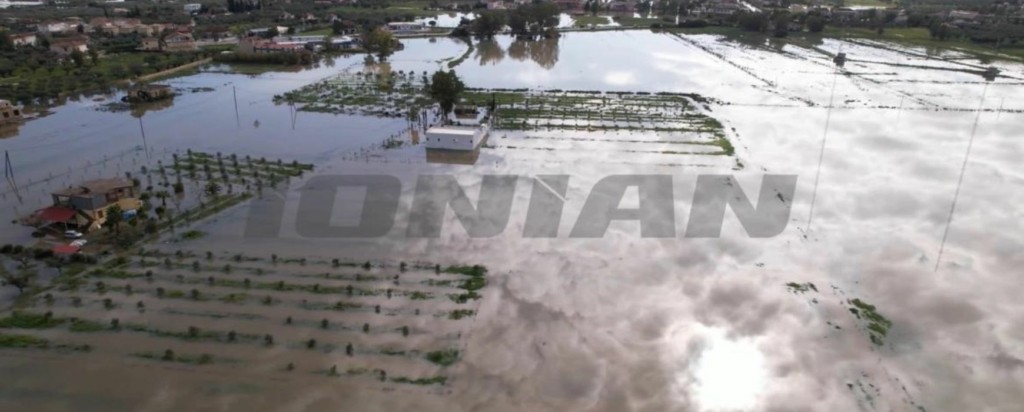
[424,349,460,367]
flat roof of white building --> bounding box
[427,127,478,136]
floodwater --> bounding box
[2,30,1024,411]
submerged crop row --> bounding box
[1,249,489,389]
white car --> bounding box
[70,239,88,248]
[64,230,83,239]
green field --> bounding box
[573,15,612,27]
[826,26,1024,60]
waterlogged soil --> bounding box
[1,30,1024,411]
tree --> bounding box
[106,204,124,234]
[70,49,85,68]
[428,70,465,121]
[739,12,767,32]
[509,3,560,37]
[773,13,790,38]
[929,21,950,41]
[0,32,13,51]
[204,181,222,200]
[0,266,33,294]
[806,16,825,33]
[362,27,396,61]
[155,190,170,207]
[473,10,508,38]
[88,48,99,65]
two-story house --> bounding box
[40,178,141,232]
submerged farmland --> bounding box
[3,249,488,390]
[276,70,738,168]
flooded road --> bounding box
[2,30,1023,411]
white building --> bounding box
[424,125,488,151]
[37,21,71,34]
[386,22,426,34]
[183,3,202,13]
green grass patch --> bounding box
[573,15,612,27]
[69,319,108,333]
[0,332,49,348]
[849,298,893,346]
[181,230,206,240]
[390,375,448,385]
[785,282,817,294]
[0,311,65,329]
[424,348,460,366]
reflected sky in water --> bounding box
[1,30,1023,412]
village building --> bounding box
[237,37,306,54]
[163,31,197,52]
[183,3,202,13]
[36,20,71,34]
[386,21,426,34]
[608,0,635,13]
[10,32,36,47]
[424,125,489,151]
[49,37,88,55]
[139,36,161,51]
[948,10,981,27]
[38,178,141,232]
[0,99,24,123]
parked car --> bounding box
[70,239,88,248]
[64,230,83,239]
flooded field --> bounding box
[2,30,1024,411]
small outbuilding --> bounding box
[424,125,488,151]
[124,84,174,103]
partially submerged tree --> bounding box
[428,70,465,122]
[0,265,34,294]
[362,27,397,61]
[204,181,222,201]
[473,10,508,39]
[106,204,124,234]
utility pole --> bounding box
[896,96,904,123]
[4,150,21,203]
[233,85,240,128]
[138,117,150,159]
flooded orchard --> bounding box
[1,30,1023,411]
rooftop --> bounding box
[426,127,479,136]
[54,178,133,197]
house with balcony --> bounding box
[38,178,141,232]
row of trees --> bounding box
[452,3,561,39]
[735,11,827,37]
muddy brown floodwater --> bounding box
[1,30,1023,412]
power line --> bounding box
[935,81,989,272]
[807,56,842,232]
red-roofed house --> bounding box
[49,178,140,232]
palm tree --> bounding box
[105,205,124,234]
[204,182,222,201]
